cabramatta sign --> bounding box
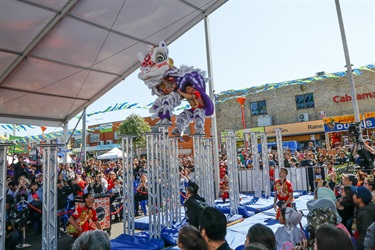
[333,92,375,103]
[323,114,374,132]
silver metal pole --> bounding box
[192,135,204,193]
[169,137,180,223]
[121,136,135,235]
[0,143,15,250]
[251,133,261,198]
[204,16,220,198]
[275,129,284,169]
[334,0,361,122]
[38,144,63,250]
[203,138,215,206]
[63,121,68,164]
[145,131,161,239]
[225,131,239,215]
[260,133,271,197]
[82,108,87,162]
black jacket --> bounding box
[356,202,375,250]
[184,194,208,228]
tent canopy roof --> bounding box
[97,147,124,160]
[0,0,227,127]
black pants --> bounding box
[134,193,148,214]
[308,168,315,192]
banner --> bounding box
[99,123,113,133]
[323,114,364,132]
[364,112,375,129]
[221,127,264,143]
[74,195,111,232]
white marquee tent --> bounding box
[0,0,227,127]
[97,147,124,160]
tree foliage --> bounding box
[117,113,151,149]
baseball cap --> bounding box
[354,186,372,204]
[342,174,358,186]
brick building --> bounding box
[215,66,375,149]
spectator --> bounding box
[5,194,20,250]
[184,182,207,228]
[177,225,207,250]
[134,173,148,216]
[244,243,270,250]
[336,185,355,233]
[275,208,306,250]
[353,186,375,250]
[364,177,375,202]
[199,207,230,250]
[13,156,28,184]
[6,181,17,197]
[300,153,316,193]
[219,175,229,203]
[245,223,276,250]
[72,230,110,250]
[314,224,355,250]
[342,174,358,187]
[364,221,375,250]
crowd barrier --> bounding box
[239,167,314,192]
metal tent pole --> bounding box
[38,143,63,250]
[204,16,220,198]
[0,143,15,250]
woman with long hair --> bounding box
[314,224,355,250]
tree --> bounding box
[117,113,151,149]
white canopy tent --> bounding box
[0,0,227,126]
[97,147,124,160]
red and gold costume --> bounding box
[220,181,229,201]
[274,178,293,219]
[67,205,98,236]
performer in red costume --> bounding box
[273,168,294,220]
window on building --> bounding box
[295,93,314,109]
[250,100,267,116]
[89,133,99,143]
[74,139,82,148]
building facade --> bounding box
[216,67,375,149]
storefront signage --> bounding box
[333,92,375,103]
[323,114,365,132]
[364,112,375,129]
[221,127,264,142]
[265,120,324,137]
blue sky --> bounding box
[3,0,374,137]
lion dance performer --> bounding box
[138,41,214,136]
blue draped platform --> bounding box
[111,194,314,250]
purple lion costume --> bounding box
[138,41,214,136]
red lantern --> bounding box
[40,126,47,133]
[236,96,246,106]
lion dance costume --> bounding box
[138,41,214,136]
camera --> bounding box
[9,204,30,230]
[348,122,362,143]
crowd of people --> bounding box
[4,138,375,250]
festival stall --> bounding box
[323,113,374,147]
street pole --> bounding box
[334,0,361,122]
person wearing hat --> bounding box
[353,186,375,250]
[184,182,208,228]
[275,207,306,250]
[306,198,351,237]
